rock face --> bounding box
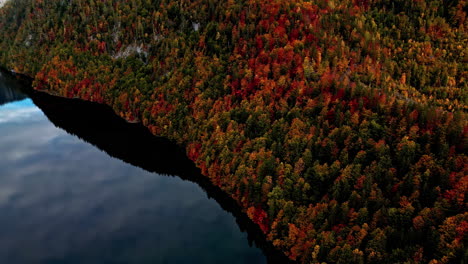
[0,0,7,8]
[0,1,467,263]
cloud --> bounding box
[0,99,43,123]
[0,100,67,163]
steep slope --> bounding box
[0,0,467,263]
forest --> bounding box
[0,0,466,263]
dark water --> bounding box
[0,71,289,264]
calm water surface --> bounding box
[0,71,268,264]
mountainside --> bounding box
[0,0,467,263]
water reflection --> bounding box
[0,71,27,106]
[0,72,283,264]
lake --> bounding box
[0,71,285,264]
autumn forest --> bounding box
[0,0,466,263]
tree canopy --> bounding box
[0,0,466,263]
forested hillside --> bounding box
[0,0,466,263]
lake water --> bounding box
[0,71,274,264]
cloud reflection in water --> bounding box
[0,98,265,263]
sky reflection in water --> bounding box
[0,84,265,264]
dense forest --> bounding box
[0,0,466,263]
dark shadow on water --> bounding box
[0,71,27,106]
[1,70,293,264]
